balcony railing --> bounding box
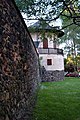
[38,48,63,55]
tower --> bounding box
[29,21,64,81]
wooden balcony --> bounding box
[38,48,63,55]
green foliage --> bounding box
[33,77,80,120]
[65,63,75,72]
[61,25,80,58]
[15,0,36,17]
[64,58,68,65]
[64,55,80,72]
[15,0,80,22]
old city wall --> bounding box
[0,0,40,120]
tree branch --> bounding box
[60,23,74,30]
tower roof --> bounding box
[28,21,64,37]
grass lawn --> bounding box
[33,77,80,120]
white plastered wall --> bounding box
[39,54,64,71]
[30,33,59,48]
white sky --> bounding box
[22,13,62,27]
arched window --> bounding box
[43,38,48,48]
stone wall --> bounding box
[0,0,40,120]
[41,67,64,82]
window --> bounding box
[43,38,48,48]
[47,59,52,65]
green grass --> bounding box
[33,77,80,120]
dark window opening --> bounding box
[47,59,52,65]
